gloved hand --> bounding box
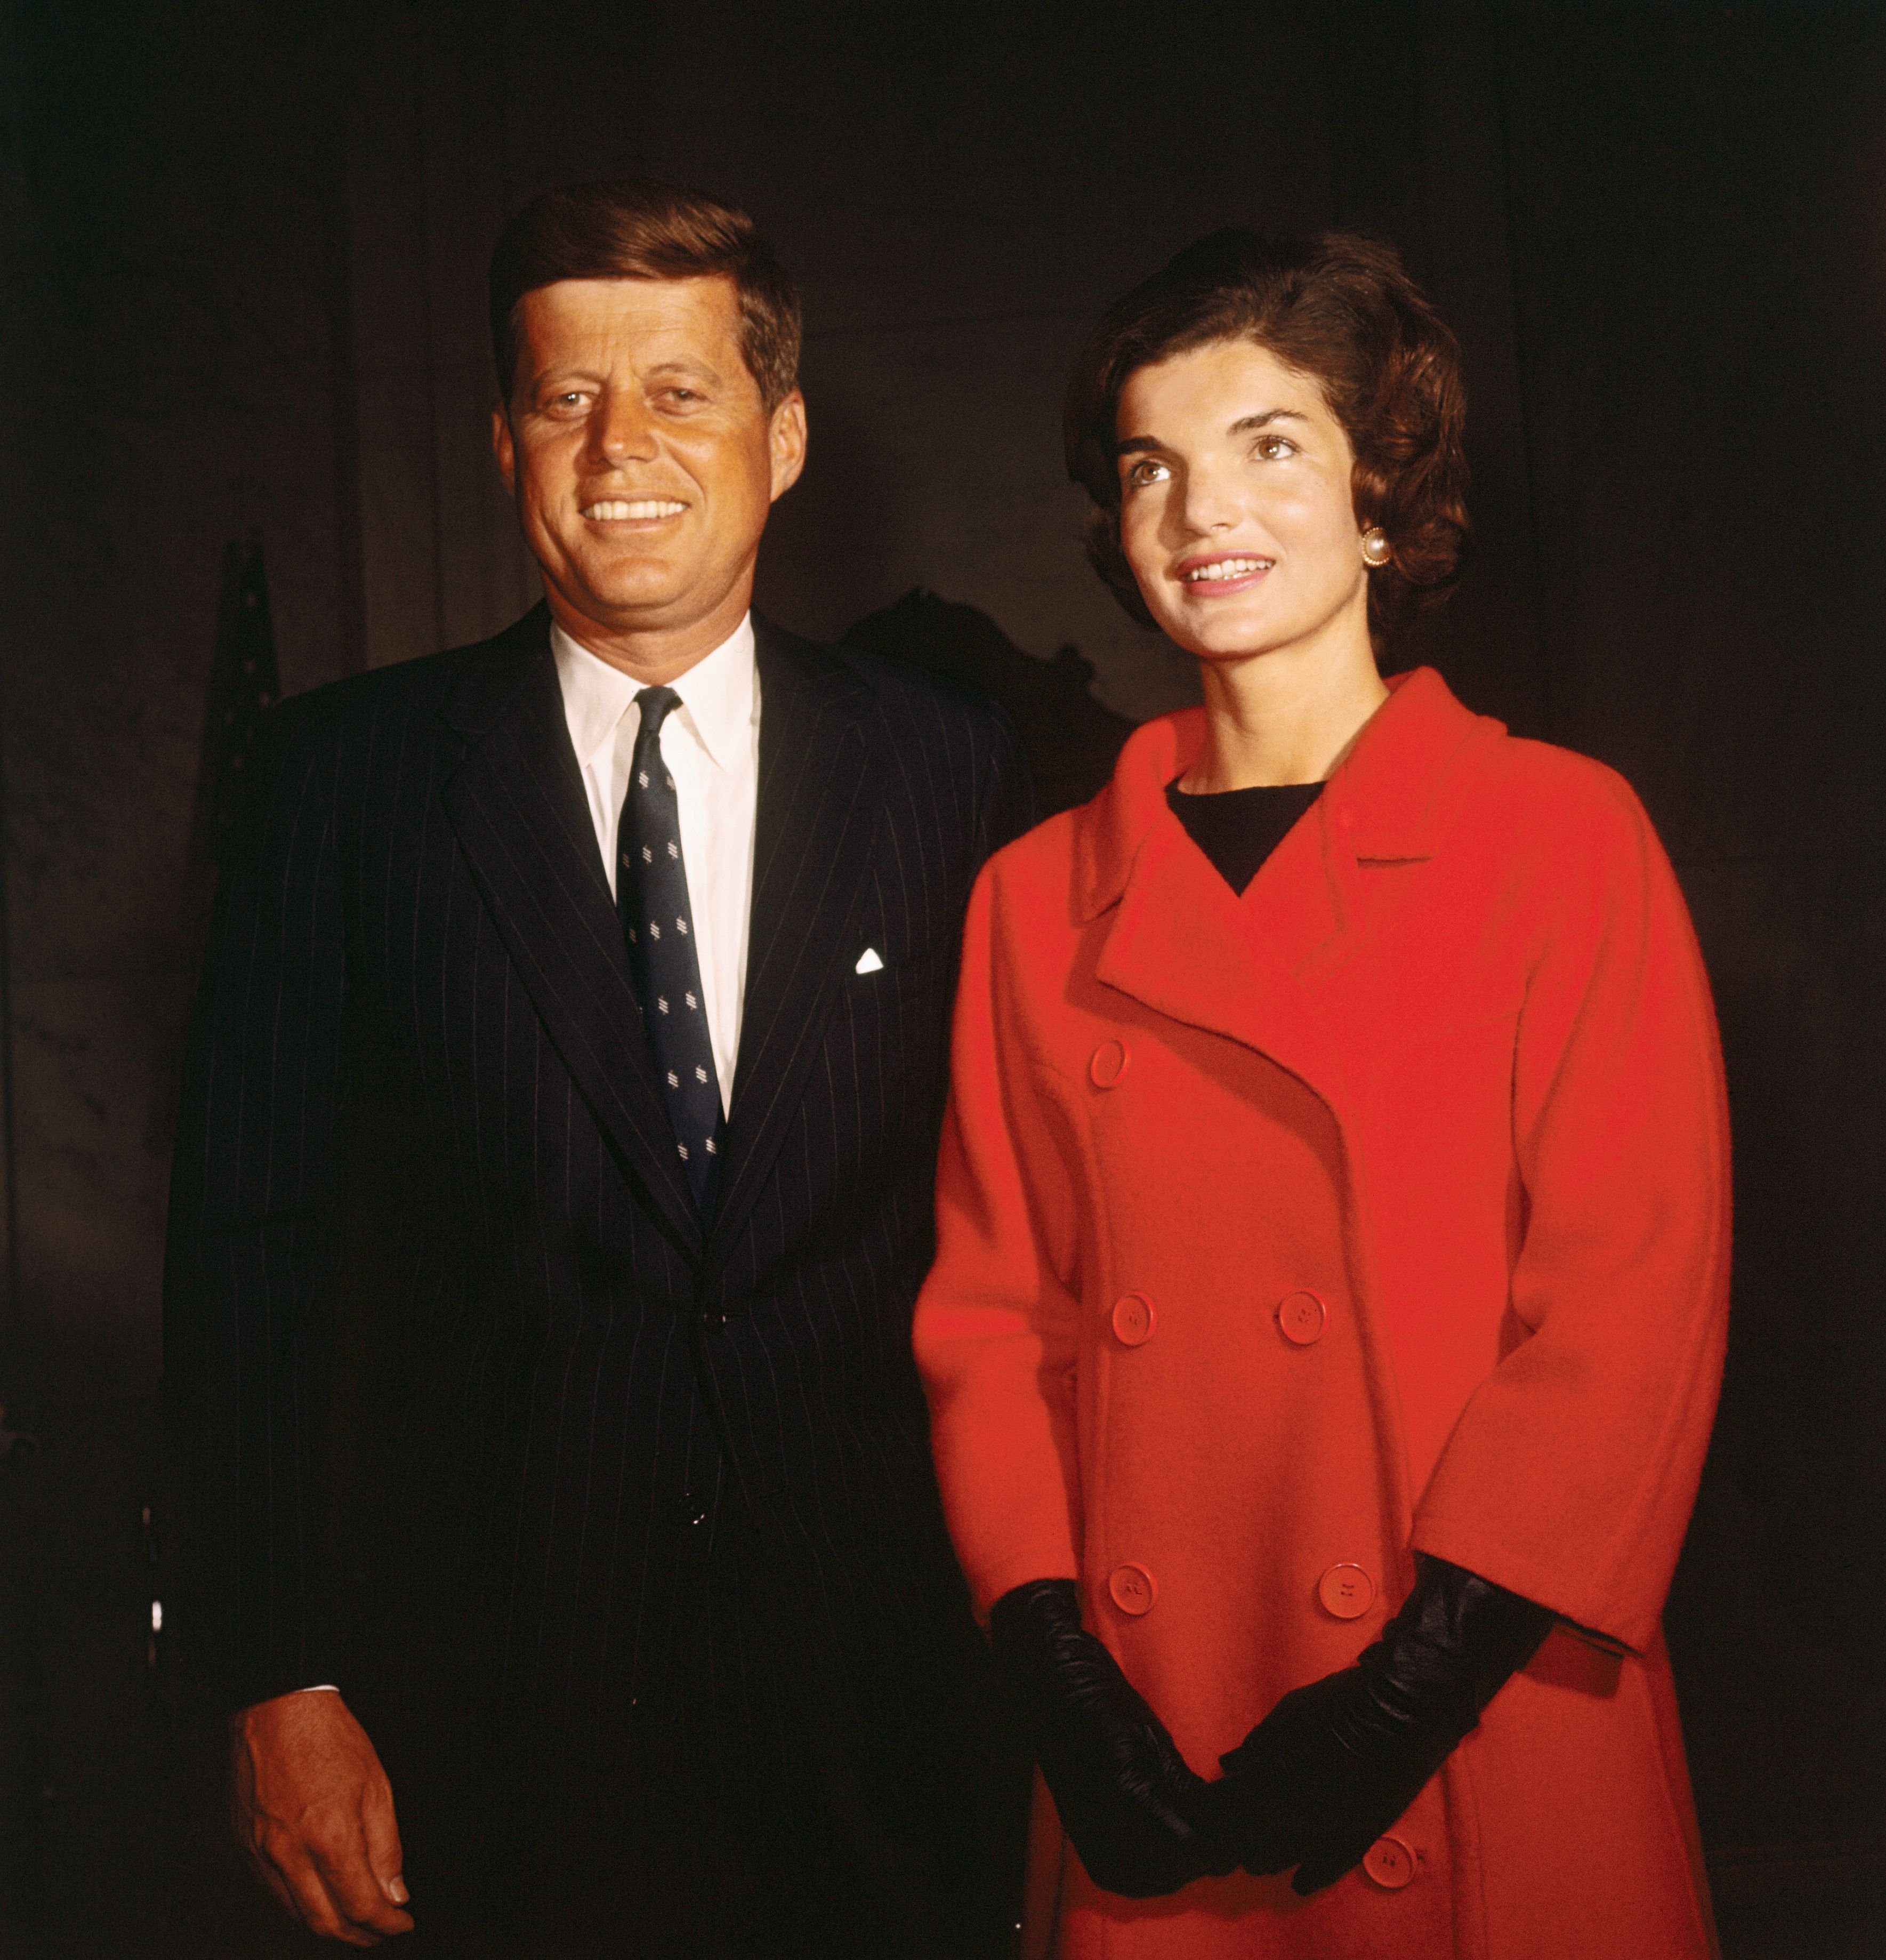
[1210,1555,1555,1894]
[990,1578,1232,1898]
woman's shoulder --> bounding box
[1465,723,1655,840]
[1449,726,1680,914]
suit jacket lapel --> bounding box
[707,618,883,1268]
[439,609,703,1256]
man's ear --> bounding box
[491,404,517,497]
[768,390,808,502]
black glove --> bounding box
[989,1578,1231,1898]
[1210,1555,1555,1894]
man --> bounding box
[164,178,1033,1958]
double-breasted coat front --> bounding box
[913,668,1730,1959]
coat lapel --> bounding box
[439,607,703,1256]
[1093,795,1358,1118]
[1081,669,1493,1114]
[706,618,883,1269]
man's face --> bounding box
[493,275,805,662]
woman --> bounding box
[912,231,1728,1959]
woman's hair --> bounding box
[1063,229,1470,647]
[489,176,801,411]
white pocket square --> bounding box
[855,947,885,975]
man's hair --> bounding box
[1063,229,1470,648]
[489,176,802,412]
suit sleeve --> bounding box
[913,861,1085,1618]
[1410,774,1731,1652]
[163,700,351,1713]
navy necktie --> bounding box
[617,686,724,1222]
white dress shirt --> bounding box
[551,614,761,1113]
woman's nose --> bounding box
[1174,463,1240,537]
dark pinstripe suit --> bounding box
[164,604,1035,1956]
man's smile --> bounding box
[578,497,689,521]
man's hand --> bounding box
[230,1691,414,1945]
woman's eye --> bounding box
[1254,434,1296,461]
[1124,459,1170,488]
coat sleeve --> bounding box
[163,698,351,1713]
[1409,767,1730,1653]
[913,860,1086,1618]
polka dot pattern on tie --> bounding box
[616,686,725,1222]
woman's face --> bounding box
[1114,337,1372,668]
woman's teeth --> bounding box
[582,500,686,520]
[1183,557,1272,583]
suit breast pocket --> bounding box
[836,944,946,1031]
[823,946,952,1144]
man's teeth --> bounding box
[1184,558,1272,582]
[582,500,686,520]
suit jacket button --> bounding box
[1108,1563,1157,1616]
[1110,1292,1155,1345]
[1276,1290,1327,1345]
[1088,1039,1130,1089]
[1362,1835,1417,1889]
[1317,1563,1376,1619]
[699,1308,726,1328]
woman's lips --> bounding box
[1174,552,1274,597]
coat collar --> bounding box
[1072,666,1501,1103]
[1074,665,1493,921]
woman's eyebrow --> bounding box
[1117,406,1310,454]
[1113,405,1302,454]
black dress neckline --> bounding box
[1165,778,1324,896]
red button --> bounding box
[1111,1293,1155,1346]
[1108,1563,1157,1616]
[1088,1040,1130,1089]
[1317,1563,1376,1619]
[1276,1290,1327,1345]
[1362,1835,1416,1889]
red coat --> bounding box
[913,669,1729,1959]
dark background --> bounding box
[1,2,1882,1954]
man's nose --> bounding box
[589,390,658,465]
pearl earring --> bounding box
[1360,527,1392,567]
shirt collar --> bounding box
[550,613,758,774]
